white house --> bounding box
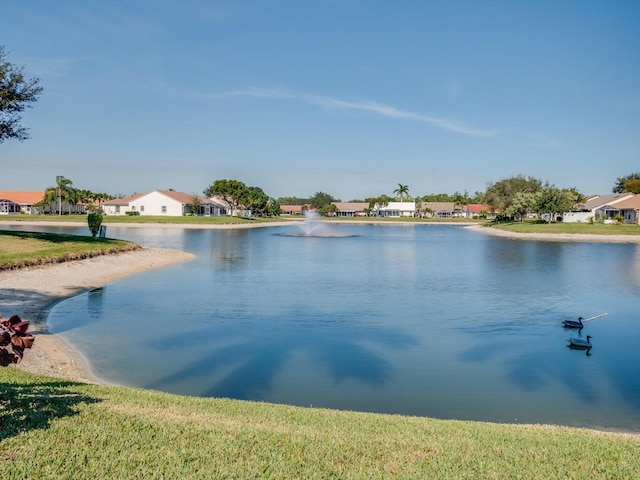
[102,190,229,216]
[562,193,635,223]
[378,201,416,217]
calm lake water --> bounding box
[9,223,640,432]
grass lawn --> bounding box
[0,230,137,270]
[0,214,290,225]
[489,220,640,235]
[1,368,638,479]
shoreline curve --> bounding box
[0,247,195,384]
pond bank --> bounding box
[0,248,194,383]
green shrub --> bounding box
[125,211,140,216]
[87,212,104,237]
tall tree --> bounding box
[613,172,640,193]
[484,175,542,215]
[534,186,576,223]
[309,191,338,209]
[43,176,75,215]
[393,184,410,201]
[365,194,392,216]
[204,179,249,216]
[0,46,43,143]
[452,190,470,209]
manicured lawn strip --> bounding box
[325,216,482,223]
[0,230,138,270]
[489,221,640,235]
[0,369,638,479]
[0,214,289,225]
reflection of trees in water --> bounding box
[145,311,416,400]
[209,230,250,269]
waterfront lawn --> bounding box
[490,221,640,235]
[0,214,288,225]
[1,368,638,479]
[0,230,137,270]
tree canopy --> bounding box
[204,179,280,217]
[204,179,249,215]
[613,172,640,194]
[41,176,76,215]
[309,191,338,209]
[484,175,543,213]
[0,46,43,143]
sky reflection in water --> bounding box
[41,223,640,432]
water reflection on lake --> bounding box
[14,223,640,432]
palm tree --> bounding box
[44,175,75,215]
[393,184,410,201]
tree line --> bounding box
[4,46,639,223]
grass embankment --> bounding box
[1,369,638,479]
[0,214,289,225]
[488,221,640,236]
[0,230,137,270]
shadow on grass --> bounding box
[0,230,108,244]
[0,379,100,441]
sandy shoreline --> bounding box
[1,248,195,383]
[464,223,640,243]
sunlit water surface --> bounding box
[9,223,640,432]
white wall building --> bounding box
[378,201,416,217]
[102,190,228,216]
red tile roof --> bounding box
[0,191,45,204]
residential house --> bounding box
[0,190,85,215]
[0,191,44,214]
[378,201,416,217]
[610,195,640,224]
[102,190,228,216]
[464,204,497,219]
[420,202,456,218]
[280,205,304,215]
[562,193,635,223]
[101,193,145,216]
[332,202,369,217]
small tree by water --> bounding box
[88,212,103,237]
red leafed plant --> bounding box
[0,314,35,366]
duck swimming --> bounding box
[568,335,592,349]
[562,317,584,329]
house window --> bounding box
[131,205,136,211]
[140,205,144,212]
[115,206,120,213]
[161,206,167,214]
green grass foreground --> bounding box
[489,221,640,236]
[1,369,638,480]
[0,230,137,270]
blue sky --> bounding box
[2,0,639,200]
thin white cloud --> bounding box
[205,87,496,138]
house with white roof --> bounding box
[378,201,416,217]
